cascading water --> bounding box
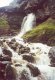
[0,13,54,80]
[15,13,36,39]
[19,13,36,37]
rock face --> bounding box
[10,0,55,24]
[0,0,55,34]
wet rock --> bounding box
[19,47,30,54]
[9,42,19,51]
[11,46,17,51]
[27,63,40,77]
[29,52,36,56]
[9,41,14,45]
[11,42,19,51]
[0,61,11,80]
[48,46,55,67]
[0,56,11,61]
[11,39,16,42]
[22,54,35,63]
[20,70,30,80]
[0,61,6,71]
[18,44,23,49]
[3,49,12,57]
[0,71,5,80]
[5,64,17,80]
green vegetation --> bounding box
[0,16,9,29]
[23,18,55,46]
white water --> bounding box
[0,13,54,80]
[11,13,54,80]
[15,13,36,39]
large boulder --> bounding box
[0,62,6,80]
[0,61,12,80]
[5,64,17,80]
[27,63,40,77]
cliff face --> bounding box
[22,0,55,23]
[10,0,55,23]
[0,0,55,33]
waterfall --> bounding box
[16,13,36,38]
[0,12,54,80]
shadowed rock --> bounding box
[27,63,40,77]
[22,54,35,63]
[0,55,11,61]
[0,61,11,80]
[5,64,17,80]
[3,49,12,57]
[19,47,30,54]
[20,69,30,80]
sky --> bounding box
[0,0,13,7]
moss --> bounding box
[0,16,9,29]
[23,18,55,46]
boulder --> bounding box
[11,39,16,42]
[5,64,17,80]
[0,61,11,80]
[19,47,30,54]
[22,54,35,63]
[3,49,12,57]
[27,63,40,77]
[0,56,11,61]
[20,69,30,80]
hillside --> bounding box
[23,18,55,46]
[0,0,55,31]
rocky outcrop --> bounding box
[10,0,55,24]
[0,0,55,33]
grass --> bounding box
[0,16,9,29]
[23,18,55,46]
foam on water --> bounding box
[0,13,54,80]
